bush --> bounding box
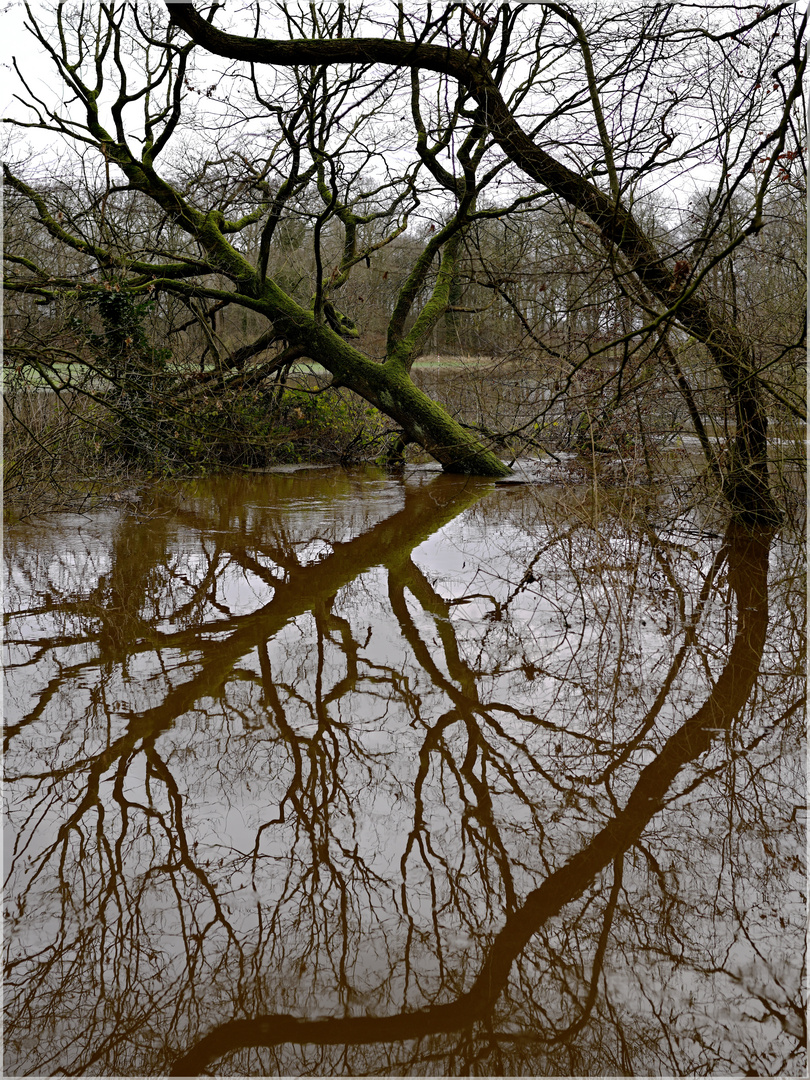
[74,380,388,475]
[276,388,387,465]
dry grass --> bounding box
[3,387,144,521]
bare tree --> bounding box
[4,2,805,513]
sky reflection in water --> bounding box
[3,466,805,1077]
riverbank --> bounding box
[4,362,805,525]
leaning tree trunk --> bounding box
[300,321,510,477]
[24,145,511,479]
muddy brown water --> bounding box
[3,465,805,1076]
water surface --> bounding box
[3,466,805,1076]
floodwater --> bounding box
[3,465,805,1077]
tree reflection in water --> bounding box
[3,468,805,1077]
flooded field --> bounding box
[3,465,805,1076]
